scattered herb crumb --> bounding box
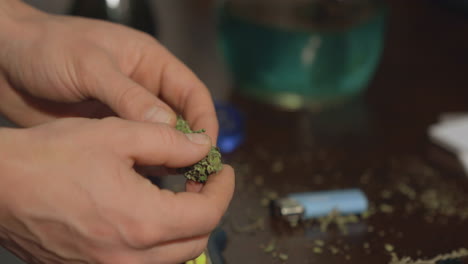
[318,209,359,234]
[329,246,340,255]
[262,240,276,253]
[315,240,325,247]
[362,207,376,219]
[389,248,468,264]
[279,253,289,261]
[380,204,395,214]
[231,217,265,233]
[381,190,393,199]
[385,244,395,252]
[260,198,270,207]
[313,247,323,254]
[272,160,284,173]
[254,175,264,186]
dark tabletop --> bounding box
[219,0,468,263]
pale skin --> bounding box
[0,1,235,264]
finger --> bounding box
[122,165,234,248]
[138,235,209,264]
[91,66,177,125]
[0,74,116,126]
[157,166,234,239]
[110,119,212,167]
[0,76,54,126]
[135,166,170,178]
[185,180,203,193]
[132,47,219,142]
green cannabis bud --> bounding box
[176,116,222,182]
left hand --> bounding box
[0,0,218,140]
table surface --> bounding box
[219,1,468,263]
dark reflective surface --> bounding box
[220,0,468,263]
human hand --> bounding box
[0,1,218,140]
[0,117,234,264]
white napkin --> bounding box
[429,113,468,174]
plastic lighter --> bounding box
[273,188,368,226]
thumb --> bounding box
[90,68,176,124]
[110,119,212,167]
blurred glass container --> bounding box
[217,0,387,110]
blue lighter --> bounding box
[273,189,368,226]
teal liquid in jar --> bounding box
[218,1,387,110]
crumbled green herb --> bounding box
[318,209,359,234]
[272,160,284,173]
[313,247,323,254]
[254,175,264,186]
[381,190,393,199]
[260,197,270,207]
[175,116,222,182]
[231,217,265,234]
[263,190,279,200]
[389,248,468,264]
[279,253,289,261]
[262,240,276,253]
[385,244,395,252]
[362,208,375,219]
[380,204,395,214]
[314,240,325,247]
[329,246,340,255]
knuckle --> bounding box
[121,218,162,249]
[100,117,126,135]
[114,86,140,112]
[154,124,180,146]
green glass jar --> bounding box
[218,0,387,110]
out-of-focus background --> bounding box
[2,0,468,263]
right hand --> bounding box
[0,117,235,264]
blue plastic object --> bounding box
[289,189,368,219]
[215,102,245,154]
[207,227,227,264]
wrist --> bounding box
[0,0,43,21]
[0,1,46,77]
[0,1,46,43]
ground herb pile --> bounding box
[389,248,468,264]
[176,116,222,182]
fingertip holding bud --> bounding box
[185,133,211,145]
[176,116,223,183]
[144,106,173,124]
[186,180,204,193]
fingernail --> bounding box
[144,106,172,124]
[186,133,211,145]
